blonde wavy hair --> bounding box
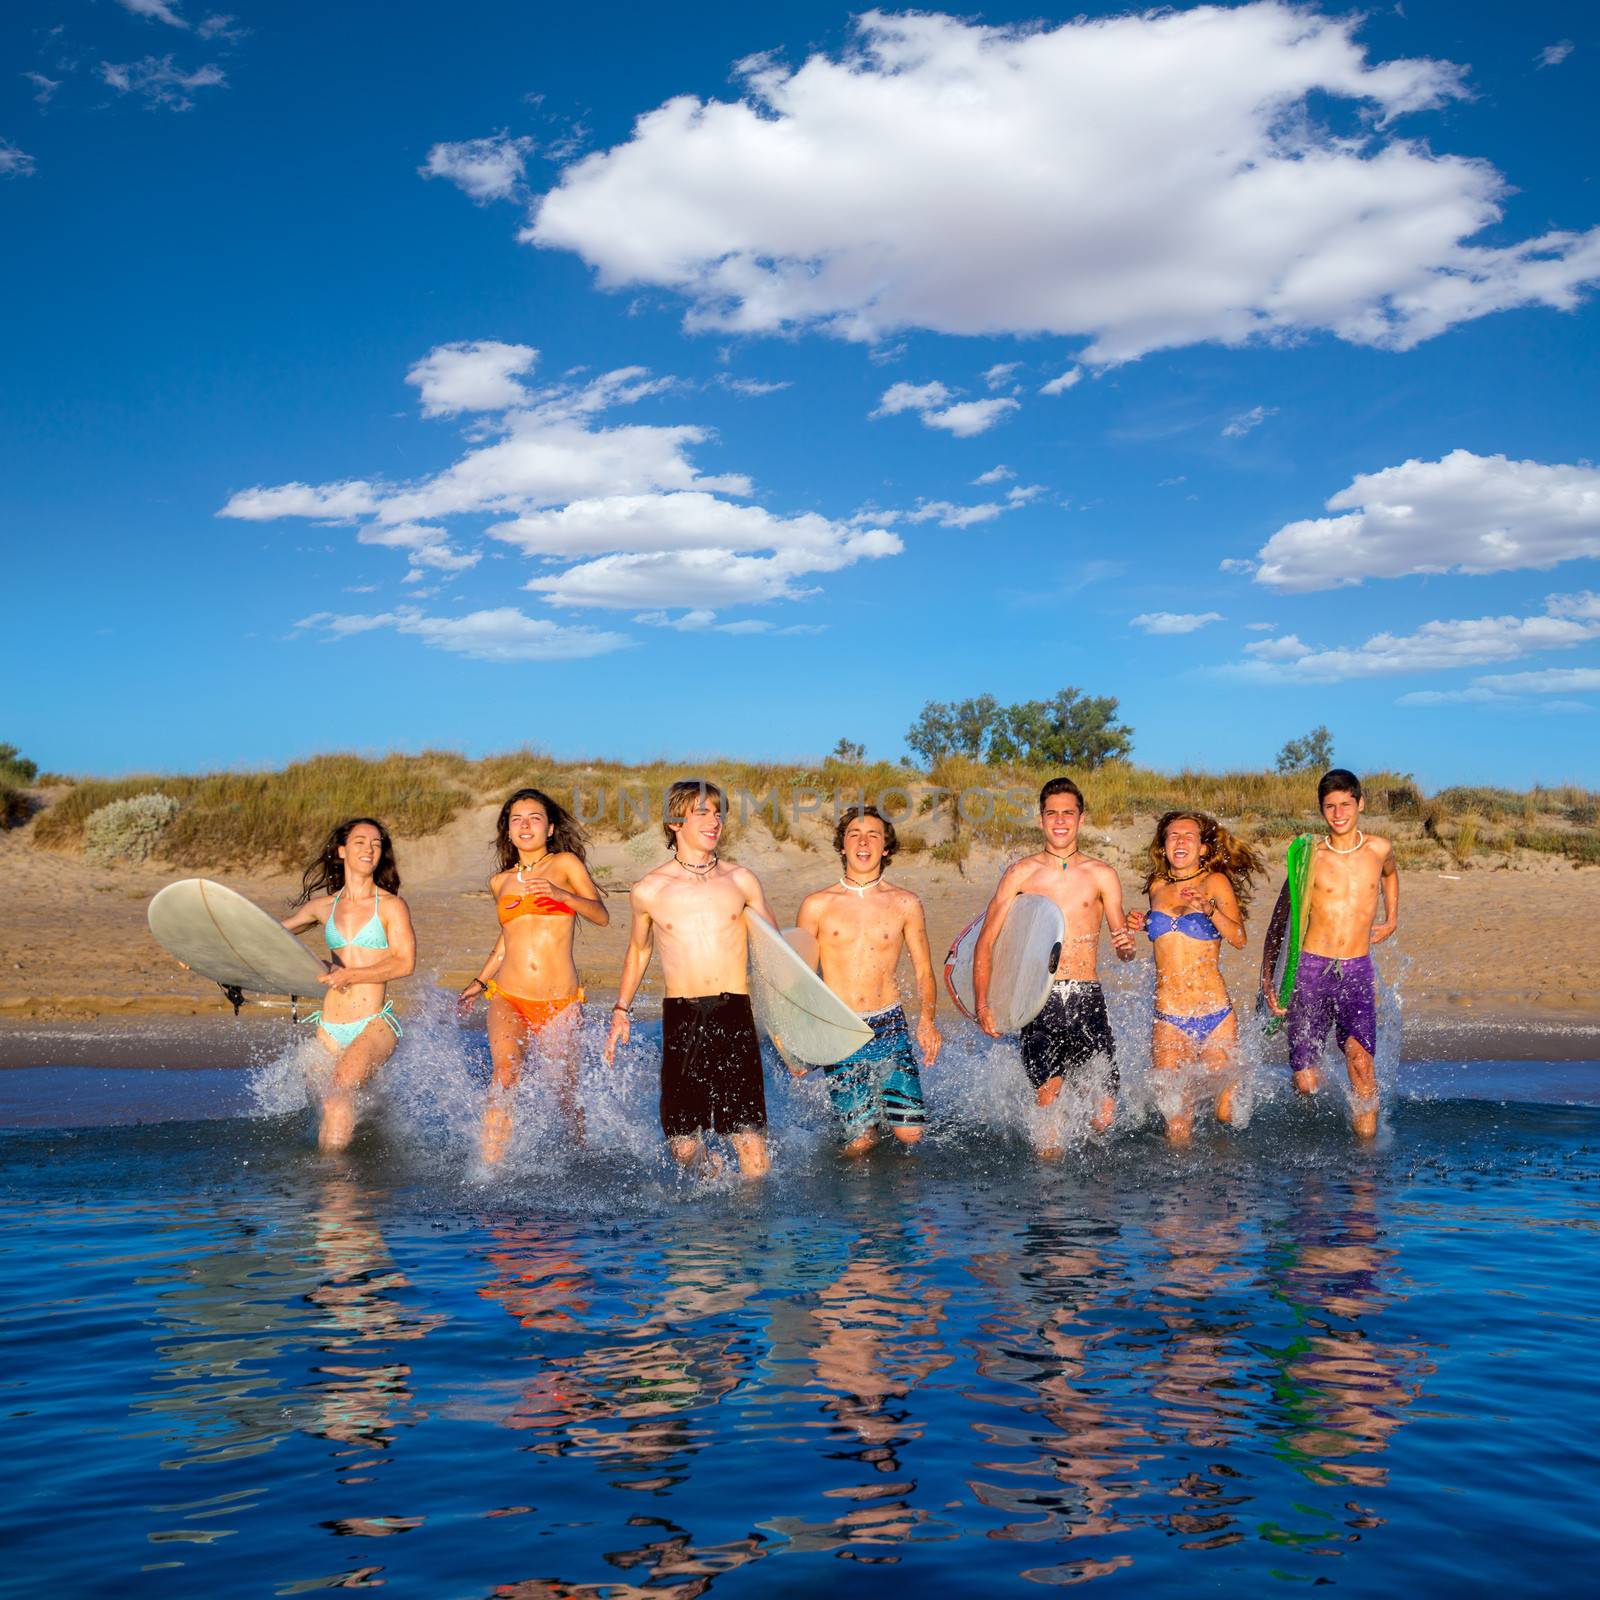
[1141,810,1264,919]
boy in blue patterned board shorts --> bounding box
[796,805,942,1156]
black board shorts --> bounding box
[1019,980,1118,1093]
[660,992,768,1138]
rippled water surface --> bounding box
[4,1048,1599,1597]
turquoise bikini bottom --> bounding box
[301,1000,402,1050]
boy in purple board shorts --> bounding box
[1262,768,1400,1139]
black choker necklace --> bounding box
[674,852,717,875]
[1048,846,1080,867]
[1165,866,1205,883]
[839,869,884,893]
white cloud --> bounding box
[100,55,225,110]
[225,348,900,620]
[983,362,1020,389]
[196,14,243,43]
[1473,667,1600,694]
[1238,594,1600,680]
[719,375,790,396]
[973,465,1014,485]
[528,529,899,609]
[634,607,818,636]
[526,6,1600,362]
[25,73,60,105]
[903,500,1005,528]
[221,480,380,521]
[1040,368,1082,396]
[874,381,1017,436]
[1243,621,1276,631]
[296,606,631,661]
[421,133,535,203]
[1251,450,1600,592]
[1537,41,1574,69]
[1006,483,1045,505]
[874,380,950,415]
[406,340,538,417]
[0,140,36,179]
[1222,404,1277,438]
[1131,611,1225,635]
[115,0,189,27]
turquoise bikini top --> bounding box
[325,889,389,952]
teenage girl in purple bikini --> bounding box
[1126,812,1263,1144]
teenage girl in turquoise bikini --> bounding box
[283,817,416,1151]
[1125,812,1263,1145]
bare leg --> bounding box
[546,1005,587,1148]
[891,1126,923,1147]
[482,996,531,1165]
[668,1134,726,1177]
[730,1129,770,1179]
[1033,1075,1065,1161]
[1151,1022,1192,1146]
[1201,1012,1241,1128]
[1344,1038,1379,1139]
[842,1129,879,1158]
[318,1020,397,1152]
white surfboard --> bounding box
[746,913,874,1067]
[944,892,1065,1033]
[148,878,327,999]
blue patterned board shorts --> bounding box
[823,1004,927,1143]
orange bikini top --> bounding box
[498,892,575,924]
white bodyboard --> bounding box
[944,892,1065,1033]
[148,878,327,997]
[746,913,874,1066]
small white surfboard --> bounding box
[944,892,1065,1033]
[148,878,327,1001]
[746,913,874,1066]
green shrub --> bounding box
[84,793,181,864]
[0,743,37,788]
[1,785,28,829]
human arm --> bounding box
[602,892,655,1064]
[1191,871,1247,950]
[737,867,778,928]
[1260,881,1290,1014]
[319,895,417,989]
[1098,866,1136,962]
[1371,844,1400,945]
[519,855,610,928]
[281,896,328,937]
[457,932,506,1013]
[973,868,1022,1037]
[903,897,942,1065]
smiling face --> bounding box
[1321,787,1365,837]
[673,794,724,854]
[507,800,552,859]
[1039,792,1083,853]
[338,823,384,878]
[842,814,887,877]
[1163,816,1204,875]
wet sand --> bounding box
[3,798,1596,1063]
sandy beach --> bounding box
[3,795,1596,1065]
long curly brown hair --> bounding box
[1141,810,1264,918]
[494,787,588,871]
[294,817,401,908]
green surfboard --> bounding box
[1261,833,1314,1036]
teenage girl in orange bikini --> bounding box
[282,817,417,1152]
[458,788,608,1162]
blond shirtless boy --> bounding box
[796,805,942,1156]
[603,780,778,1178]
[975,777,1135,1144]
[1262,768,1399,1139]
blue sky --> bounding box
[3,0,1598,787]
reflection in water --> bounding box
[965,1201,1147,1562]
[13,1093,1596,1597]
[1266,1175,1431,1506]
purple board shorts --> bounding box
[1288,952,1377,1077]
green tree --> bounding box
[0,744,37,787]
[828,737,866,764]
[905,694,1000,766]
[987,688,1134,769]
[1276,725,1335,774]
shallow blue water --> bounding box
[3,1055,1599,1597]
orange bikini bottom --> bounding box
[485,982,584,1033]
